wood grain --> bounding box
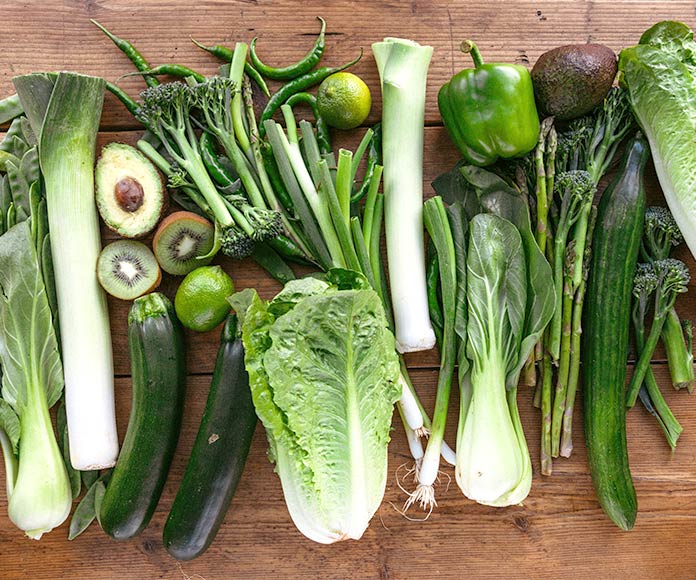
[2,368,696,580]
[0,1,695,579]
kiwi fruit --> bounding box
[97,240,162,301]
[95,142,167,238]
[153,211,216,276]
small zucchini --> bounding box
[99,292,187,540]
[582,133,649,530]
[163,313,256,560]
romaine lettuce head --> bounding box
[230,279,400,544]
[619,21,696,259]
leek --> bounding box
[15,72,118,470]
[372,37,435,353]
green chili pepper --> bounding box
[249,17,326,81]
[123,64,206,83]
[351,123,381,203]
[438,40,540,166]
[199,133,241,191]
[191,38,270,96]
[91,20,159,88]
[285,92,332,154]
[251,243,296,284]
[105,82,139,117]
[259,51,363,137]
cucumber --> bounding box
[582,134,649,530]
[163,313,256,560]
[100,292,186,540]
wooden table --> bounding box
[1,1,696,578]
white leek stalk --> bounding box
[16,72,119,470]
[372,38,435,353]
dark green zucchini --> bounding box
[582,134,649,530]
[163,313,256,560]
[100,292,187,540]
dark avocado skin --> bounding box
[531,43,617,120]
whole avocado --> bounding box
[532,44,617,120]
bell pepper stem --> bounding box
[460,40,485,67]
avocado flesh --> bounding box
[96,142,166,238]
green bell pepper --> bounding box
[438,40,540,166]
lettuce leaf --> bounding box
[233,282,400,544]
[619,21,696,259]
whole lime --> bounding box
[317,72,372,130]
[174,265,235,332]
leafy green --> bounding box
[0,221,63,411]
[619,21,696,259]
[234,280,400,543]
[456,213,553,507]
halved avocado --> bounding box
[95,142,166,238]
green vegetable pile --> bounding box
[0,13,695,554]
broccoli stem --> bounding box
[627,307,670,408]
[633,303,682,448]
[227,43,252,159]
[158,118,235,228]
[662,308,695,391]
[560,272,585,457]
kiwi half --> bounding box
[153,211,215,276]
[97,240,162,301]
[95,143,166,238]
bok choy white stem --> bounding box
[372,37,435,353]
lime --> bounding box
[174,265,235,332]
[316,72,372,130]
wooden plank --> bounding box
[0,0,693,129]
[1,1,696,578]
[1,367,695,579]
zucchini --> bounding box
[100,292,186,540]
[582,134,649,530]
[163,313,256,560]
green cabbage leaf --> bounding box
[619,21,696,259]
[230,277,400,543]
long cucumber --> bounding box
[582,134,649,530]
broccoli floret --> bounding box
[627,258,692,407]
[642,206,684,261]
[136,82,239,233]
[242,205,283,242]
[219,225,255,259]
[633,262,659,300]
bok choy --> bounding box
[0,116,70,539]
[14,72,118,471]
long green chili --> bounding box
[249,17,326,80]
[259,51,363,137]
